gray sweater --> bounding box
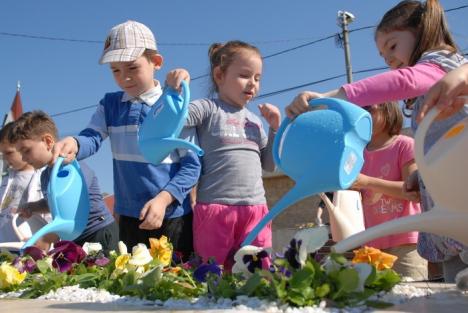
[186,98,275,205]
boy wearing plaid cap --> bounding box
[52,21,200,259]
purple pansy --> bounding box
[193,262,222,283]
[48,240,86,272]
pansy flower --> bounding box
[0,262,27,289]
[82,242,103,255]
[284,226,329,268]
[193,262,222,283]
[352,246,398,270]
[232,245,270,277]
[128,243,153,266]
[48,241,86,273]
[149,236,172,266]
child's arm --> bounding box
[285,62,446,119]
[16,199,49,218]
[258,103,281,172]
[418,63,468,122]
[352,161,419,202]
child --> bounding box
[0,122,47,244]
[51,20,200,259]
[185,40,281,270]
[352,102,427,280]
[418,63,468,121]
[10,111,118,254]
[286,0,468,282]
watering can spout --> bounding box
[140,138,204,164]
[332,209,468,253]
[242,185,311,246]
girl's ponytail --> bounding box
[409,0,457,65]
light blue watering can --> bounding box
[22,157,90,250]
[138,80,204,165]
[242,98,372,246]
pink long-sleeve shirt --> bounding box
[342,62,446,106]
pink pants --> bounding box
[193,202,272,271]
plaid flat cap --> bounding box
[99,20,157,64]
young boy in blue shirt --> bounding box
[52,20,200,259]
[10,111,118,254]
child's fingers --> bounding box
[139,203,149,221]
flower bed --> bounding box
[0,226,403,310]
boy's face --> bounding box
[0,140,29,171]
[110,54,163,98]
[15,135,54,169]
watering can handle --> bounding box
[165,80,190,113]
[414,107,440,176]
[50,156,65,190]
[272,117,292,168]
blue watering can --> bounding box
[242,98,372,246]
[22,157,90,250]
[138,80,204,165]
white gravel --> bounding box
[0,283,437,313]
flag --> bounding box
[1,82,23,175]
[2,82,23,126]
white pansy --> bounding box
[232,245,268,277]
[128,244,153,266]
[82,242,103,255]
[294,226,329,266]
[353,262,373,292]
[118,241,128,255]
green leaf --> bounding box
[141,266,162,289]
[239,272,262,296]
[289,263,315,290]
[315,283,330,298]
[337,268,359,292]
[36,259,51,274]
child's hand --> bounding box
[418,64,468,122]
[403,170,420,202]
[16,205,33,219]
[139,191,174,230]
[52,136,79,164]
[258,103,281,131]
[285,91,324,119]
[166,68,190,91]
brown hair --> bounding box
[373,101,404,136]
[9,111,59,143]
[0,122,15,144]
[208,40,261,95]
[143,49,159,62]
[376,0,458,111]
[376,0,457,65]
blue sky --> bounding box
[1,0,467,194]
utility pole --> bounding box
[337,11,355,84]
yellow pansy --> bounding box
[0,262,27,289]
[149,236,173,266]
[352,246,398,270]
[115,254,130,270]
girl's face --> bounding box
[365,105,387,138]
[215,50,262,108]
[376,30,417,69]
[110,54,162,98]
